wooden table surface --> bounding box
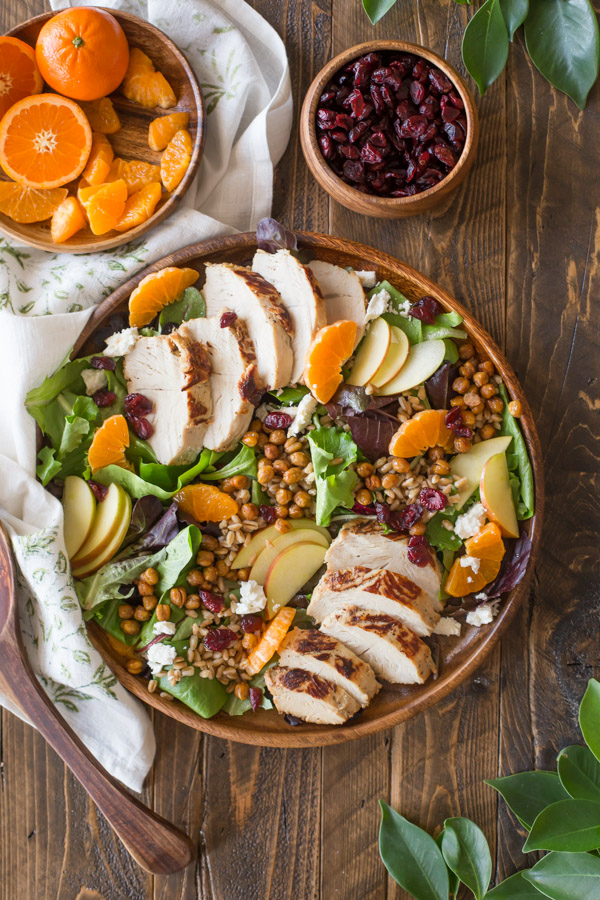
[1,1,598,898]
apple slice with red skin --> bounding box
[62,475,96,559]
[231,518,330,570]
[250,528,330,585]
[370,325,409,388]
[347,317,391,386]
[450,434,513,510]
[71,483,129,570]
[480,452,519,538]
[264,541,327,618]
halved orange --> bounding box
[174,483,239,523]
[50,196,86,243]
[128,266,199,327]
[389,409,454,458]
[83,178,127,235]
[303,320,358,403]
[88,414,130,473]
[121,48,176,109]
[81,132,114,185]
[79,97,121,134]
[148,111,189,151]
[160,129,192,192]
[115,182,161,232]
[0,36,44,119]
[444,522,506,597]
[0,183,67,224]
[0,94,92,189]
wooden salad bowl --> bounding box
[73,232,544,748]
[1,9,205,254]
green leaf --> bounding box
[486,771,569,829]
[157,669,226,717]
[156,526,202,590]
[499,0,529,39]
[25,355,91,407]
[422,325,468,342]
[426,507,463,552]
[158,286,206,330]
[580,679,600,762]
[378,801,449,900]
[524,0,599,109]
[524,851,600,900]
[36,446,62,486]
[523,799,600,852]
[443,339,460,364]
[201,443,257,481]
[222,662,275,715]
[251,479,270,507]
[362,0,398,25]
[440,817,492,899]
[371,280,423,345]
[498,383,535,520]
[486,870,541,897]
[138,448,215,492]
[58,415,90,458]
[462,0,510,95]
[93,465,173,501]
[271,385,310,405]
[558,745,600,802]
[436,832,460,897]
[92,598,140,646]
[307,425,359,526]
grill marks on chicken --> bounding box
[264,665,361,725]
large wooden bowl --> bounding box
[1,9,204,254]
[73,232,543,747]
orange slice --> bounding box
[303,320,358,403]
[81,132,114,185]
[0,183,67,224]
[245,607,296,675]
[82,178,127,235]
[0,36,44,119]
[160,129,192,192]
[115,182,161,232]
[115,159,161,195]
[389,409,454,458]
[0,94,92,189]
[174,483,239,523]
[128,266,199,327]
[121,48,177,109]
[444,522,506,597]
[148,111,189,151]
[50,196,86,243]
[79,97,121,134]
[88,414,130,473]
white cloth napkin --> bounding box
[0,0,291,791]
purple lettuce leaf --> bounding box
[132,502,180,552]
[347,413,397,462]
[125,495,164,544]
[256,217,298,253]
[480,531,533,599]
[425,362,458,409]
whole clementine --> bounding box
[36,7,129,102]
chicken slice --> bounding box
[278,627,380,707]
[180,314,262,451]
[308,260,366,347]
[264,665,360,725]
[308,566,439,636]
[203,263,293,390]
[252,248,327,384]
[320,606,436,685]
[325,519,443,611]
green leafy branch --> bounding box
[362,0,600,109]
[379,677,600,898]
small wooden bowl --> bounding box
[300,41,479,219]
[72,231,543,748]
[1,9,205,254]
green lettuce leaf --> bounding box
[498,383,534,519]
[201,443,257,481]
[426,507,462,553]
[36,447,62,486]
[93,465,174,501]
[271,386,310,405]
[222,661,275,716]
[25,354,92,408]
[157,668,227,717]
[158,286,206,330]
[307,425,358,526]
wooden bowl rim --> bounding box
[2,7,205,255]
[76,231,544,748]
[300,39,479,214]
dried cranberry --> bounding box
[449,91,464,109]
[352,501,376,516]
[409,295,444,324]
[260,505,279,524]
[375,501,422,533]
[419,487,448,511]
[204,628,236,652]
[92,389,116,408]
[331,128,348,143]
[343,159,365,183]
[317,108,337,129]
[395,100,415,121]
[320,88,336,104]
[361,143,384,165]
[90,356,116,371]
[407,535,432,567]
[370,84,386,114]
[129,416,154,439]
[349,121,368,143]
[371,67,391,84]
[220,311,238,328]
[264,411,293,430]
[400,115,428,139]
[319,134,336,159]
[340,144,360,159]
[433,144,456,168]
[335,113,354,131]
[88,480,108,502]
[249,687,263,711]
[410,81,426,105]
[445,407,473,439]
[199,590,225,614]
[429,69,453,94]
[241,614,263,633]
[442,104,460,124]
[124,393,153,417]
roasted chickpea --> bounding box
[480,383,497,400]
[356,488,372,506]
[273,458,289,473]
[382,473,400,489]
[242,431,258,448]
[283,466,303,484]
[139,567,159,585]
[257,464,274,485]
[473,370,489,387]
[284,438,302,454]
[356,462,374,478]
[450,396,465,408]
[142,594,158,611]
[463,391,480,409]
[452,376,470,394]
[433,460,450,475]
[365,474,381,490]
[257,433,269,449]
[275,517,292,534]
[458,342,475,360]
[137,580,155,596]
[237,567,251,582]
[242,633,258,651]
[185,594,201,610]
[264,442,280,460]
[289,451,309,467]
[134,606,151,622]
[270,429,287,445]
[488,397,504,414]
[120,619,140,636]
[508,400,522,417]
[480,424,497,440]
[471,402,485,414]
[221,477,237,494]
[234,682,250,700]
[156,604,171,622]
[118,603,134,619]
[196,551,215,568]
[274,505,289,519]
[391,457,410,474]
[459,361,477,379]
[241,503,259,520]
[288,504,304,518]
[276,488,293,505]
[126,658,144,675]
[250,418,263,432]
[201,535,219,551]
[427,446,445,460]
[294,490,311,508]
[409,522,426,536]
[203,566,218,583]
[216,560,229,577]
[479,360,495,375]
[454,437,472,453]
[462,410,476,426]
[170,587,187,607]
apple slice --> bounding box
[370,325,409,388]
[449,435,513,510]
[264,541,327,618]
[250,528,330,584]
[346,317,391,386]
[70,483,128,569]
[72,490,132,578]
[375,339,446,396]
[62,475,96,559]
[480,452,519,538]
[231,518,330,570]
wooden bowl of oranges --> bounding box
[0,7,204,253]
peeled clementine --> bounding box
[50,196,86,243]
[174,484,239,523]
[79,97,121,134]
[444,522,506,597]
[0,36,43,119]
[115,182,162,232]
[109,158,161,196]
[88,414,130,473]
[0,183,67,224]
[81,132,114,186]
[83,179,128,235]
[128,266,199,327]
[148,112,189,151]
[121,48,176,109]
[389,409,454,459]
[303,320,358,403]
[160,129,192,192]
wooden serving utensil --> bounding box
[0,523,195,875]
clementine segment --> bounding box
[115,182,161,232]
[82,132,114,185]
[35,7,130,101]
[128,266,199,327]
[50,196,86,243]
[121,48,176,109]
[174,483,239,522]
[0,36,43,119]
[148,112,189,151]
[88,414,130,473]
[118,159,161,195]
[160,128,192,192]
[0,94,92,189]
[304,320,358,403]
[245,607,296,675]
[79,97,121,134]
[389,409,454,458]
[84,178,127,235]
[0,183,67,224]
[444,522,506,597]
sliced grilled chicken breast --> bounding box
[278,627,380,707]
[264,665,360,725]
[180,314,262,451]
[320,606,436,685]
[123,333,212,465]
[308,260,366,347]
[308,566,439,636]
[203,263,293,390]
[325,519,443,610]
[252,249,327,384]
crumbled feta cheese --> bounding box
[103,327,139,358]
[396,299,412,318]
[355,270,377,289]
[364,289,390,325]
[460,555,481,574]
[153,621,177,637]
[433,617,462,636]
[254,403,273,422]
[81,368,106,396]
[475,592,488,601]
[454,502,487,540]
[466,600,500,627]
[146,642,176,675]
[235,579,267,615]
[288,393,318,436]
